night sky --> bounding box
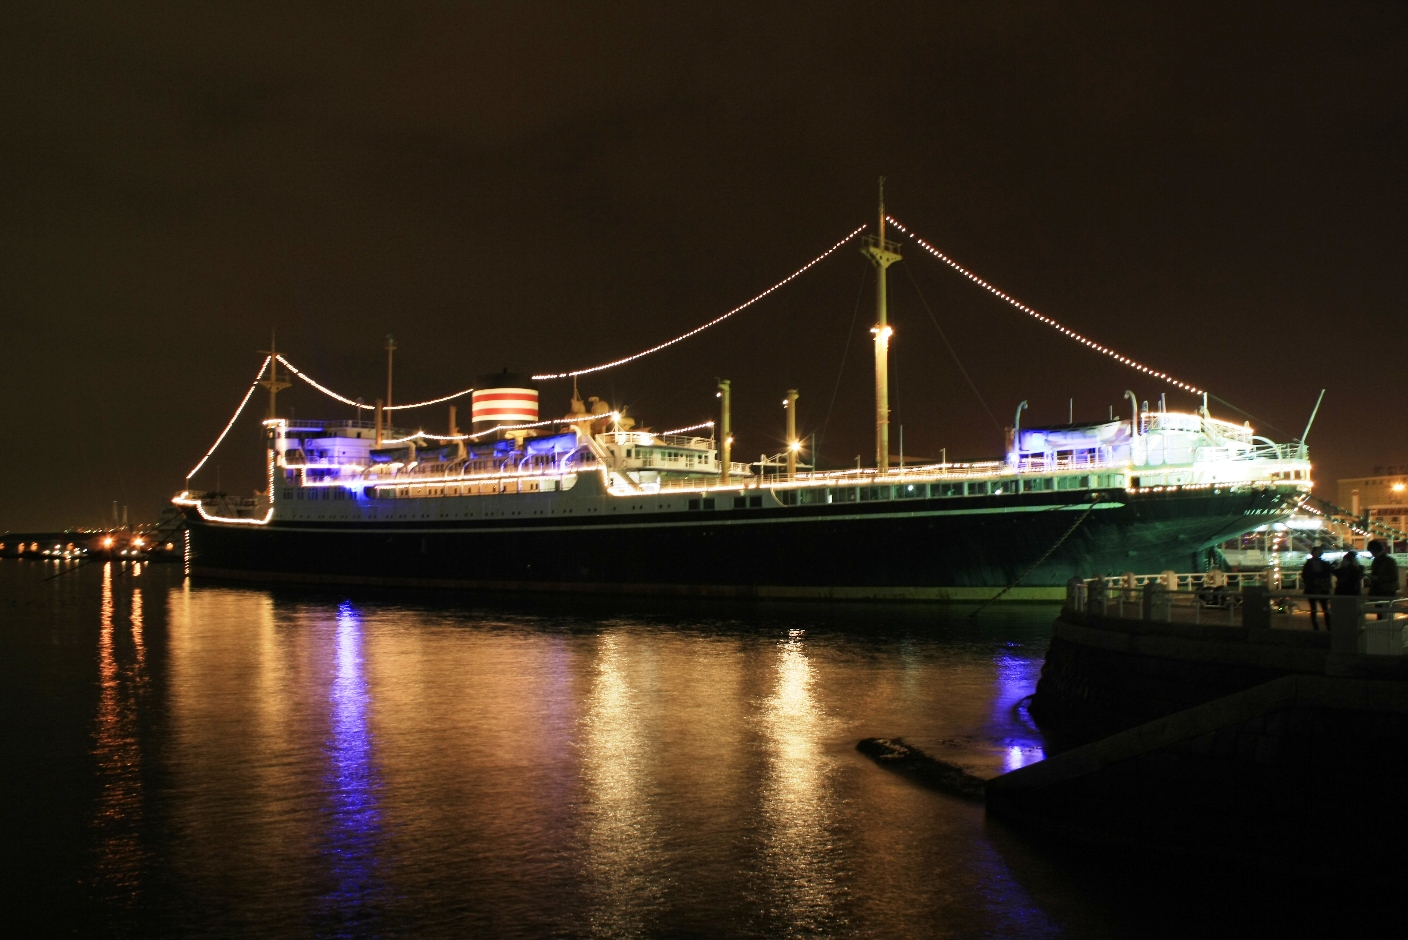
[4,3,1405,530]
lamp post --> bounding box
[784,389,799,479]
[718,379,732,485]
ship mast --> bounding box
[258,331,290,420]
[860,178,902,472]
[385,334,396,410]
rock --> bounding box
[856,737,986,801]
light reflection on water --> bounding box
[758,628,843,935]
[32,564,1125,937]
[319,602,384,934]
[580,634,663,937]
[92,564,149,906]
[994,647,1046,773]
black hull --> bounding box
[183,487,1297,600]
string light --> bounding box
[657,421,715,436]
[885,216,1205,396]
[532,224,869,381]
[186,357,271,480]
[275,355,477,412]
[385,386,477,411]
[377,414,619,446]
[469,414,614,438]
[173,493,275,526]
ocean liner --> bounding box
[175,199,1312,599]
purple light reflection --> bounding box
[993,648,1046,772]
[319,601,384,934]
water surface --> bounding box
[1,560,1396,937]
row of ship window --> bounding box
[281,478,563,501]
[769,474,1124,507]
[279,472,1125,508]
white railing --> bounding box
[1065,579,1408,653]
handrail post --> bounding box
[1242,585,1270,630]
[1329,596,1361,656]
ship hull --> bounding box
[183,485,1297,600]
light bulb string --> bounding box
[186,357,271,480]
[531,224,869,381]
[886,215,1205,397]
[275,354,477,411]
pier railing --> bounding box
[1066,579,1408,655]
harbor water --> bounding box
[1,560,1399,938]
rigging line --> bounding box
[902,262,1003,433]
[275,355,478,412]
[886,216,1206,397]
[970,494,1103,618]
[531,224,870,381]
[186,356,271,480]
[1207,394,1294,441]
[821,266,870,443]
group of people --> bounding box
[1300,540,1401,629]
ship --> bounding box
[174,196,1313,600]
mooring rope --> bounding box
[970,494,1103,617]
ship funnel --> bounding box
[471,370,539,438]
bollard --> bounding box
[1143,582,1169,621]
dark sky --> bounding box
[3,2,1405,530]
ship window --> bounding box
[965,481,988,496]
[689,499,701,510]
[899,483,923,499]
[799,488,828,505]
[1022,477,1053,492]
[860,486,890,501]
[733,496,747,509]
[702,497,715,510]
[748,495,763,508]
[933,482,962,497]
[832,487,857,503]
[778,489,798,506]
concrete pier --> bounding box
[989,674,1408,874]
[987,585,1408,875]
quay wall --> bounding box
[1030,604,1408,748]
[989,674,1408,875]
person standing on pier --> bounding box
[1367,540,1401,620]
[1301,545,1334,630]
[1334,551,1364,597]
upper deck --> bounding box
[174,409,1312,526]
